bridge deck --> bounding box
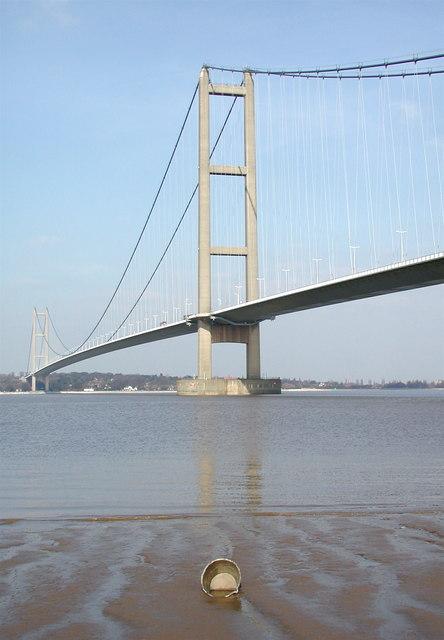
[211,253,444,325]
[30,254,444,378]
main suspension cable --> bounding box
[70,82,199,354]
[107,95,239,341]
[26,322,33,374]
[206,51,444,75]
[269,69,444,79]
[30,88,239,362]
[33,308,66,359]
[47,309,71,352]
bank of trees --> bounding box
[0,372,184,392]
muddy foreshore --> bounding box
[0,509,443,639]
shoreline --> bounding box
[2,505,443,525]
[1,387,443,395]
[0,389,176,395]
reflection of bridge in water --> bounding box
[195,402,263,511]
[199,452,262,511]
[28,54,444,394]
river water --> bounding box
[0,390,442,519]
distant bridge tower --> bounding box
[178,68,280,395]
[30,308,50,392]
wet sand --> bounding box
[1,509,443,640]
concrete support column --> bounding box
[198,319,212,380]
[244,71,260,379]
[44,308,49,368]
[247,324,261,379]
[31,309,36,374]
[44,375,50,392]
[244,71,259,303]
[31,375,36,392]
[198,67,212,379]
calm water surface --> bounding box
[0,390,442,518]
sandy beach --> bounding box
[1,509,443,640]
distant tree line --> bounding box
[0,372,186,392]
[0,372,442,393]
[280,378,443,389]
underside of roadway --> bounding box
[29,254,444,379]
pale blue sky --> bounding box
[1,0,443,379]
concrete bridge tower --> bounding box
[178,68,280,395]
[30,308,50,392]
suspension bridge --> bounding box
[27,54,444,394]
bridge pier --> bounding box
[177,378,281,395]
[247,324,261,379]
[197,319,212,379]
[178,67,280,396]
[30,374,50,392]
